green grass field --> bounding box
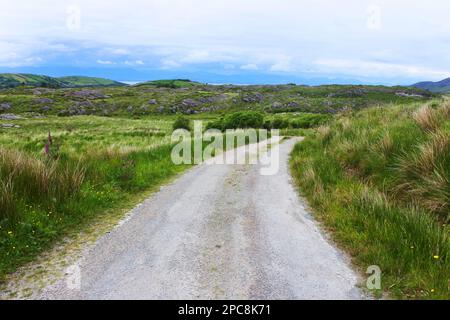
[290,99,449,299]
[0,81,447,299]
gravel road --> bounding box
[39,137,364,300]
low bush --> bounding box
[222,111,265,129]
[173,116,191,131]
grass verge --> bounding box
[290,100,449,299]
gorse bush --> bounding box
[222,111,265,129]
[173,116,191,131]
[290,113,331,129]
[290,100,449,299]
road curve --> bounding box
[39,137,364,300]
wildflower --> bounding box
[431,289,435,293]
[7,231,13,235]
[433,255,439,260]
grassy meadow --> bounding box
[290,99,450,299]
[0,81,447,300]
[0,116,188,279]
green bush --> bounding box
[271,118,290,129]
[291,114,331,129]
[173,116,191,131]
[222,111,265,129]
[205,119,224,131]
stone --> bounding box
[0,113,23,120]
[0,103,12,111]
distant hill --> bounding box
[136,79,201,88]
[412,78,450,93]
[0,73,67,89]
[0,73,126,89]
[58,76,126,87]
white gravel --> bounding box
[38,137,364,300]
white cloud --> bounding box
[314,59,450,80]
[97,59,115,65]
[110,48,130,55]
[240,64,258,71]
[124,60,144,66]
[160,59,181,69]
[1,0,450,82]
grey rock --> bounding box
[0,113,23,120]
[242,92,264,103]
[68,90,107,99]
[148,99,158,105]
[34,98,54,104]
[0,103,12,111]
[181,99,200,108]
[1,123,20,128]
[41,106,52,112]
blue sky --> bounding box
[1,0,450,85]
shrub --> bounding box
[271,118,290,129]
[173,116,191,131]
[222,111,264,129]
[205,119,224,131]
[291,113,331,129]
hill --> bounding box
[58,76,126,87]
[0,74,126,89]
[136,79,201,88]
[412,78,450,93]
[0,73,67,89]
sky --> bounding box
[1,0,450,85]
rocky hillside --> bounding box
[412,77,450,93]
[0,82,435,117]
[0,74,126,89]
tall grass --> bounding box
[291,100,449,299]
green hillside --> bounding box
[58,76,126,87]
[0,73,67,89]
[137,79,201,88]
[0,74,126,89]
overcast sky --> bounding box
[1,0,450,84]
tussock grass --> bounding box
[291,100,449,299]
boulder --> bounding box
[1,123,20,128]
[41,106,52,112]
[34,98,54,104]
[148,99,158,105]
[68,90,107,99]
[0,103,12,111]
[0,113,23,120]
[181,99,200,108]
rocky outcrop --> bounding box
[0,113,23,120]
[0,103,12,111]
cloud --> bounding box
[240,64,258,71]
[314,59,450,80]
[124,60,144,66]
[97,59,115,65]
[1,0,450,83]
[160,59,181,69]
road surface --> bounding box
[39,137,364,300]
